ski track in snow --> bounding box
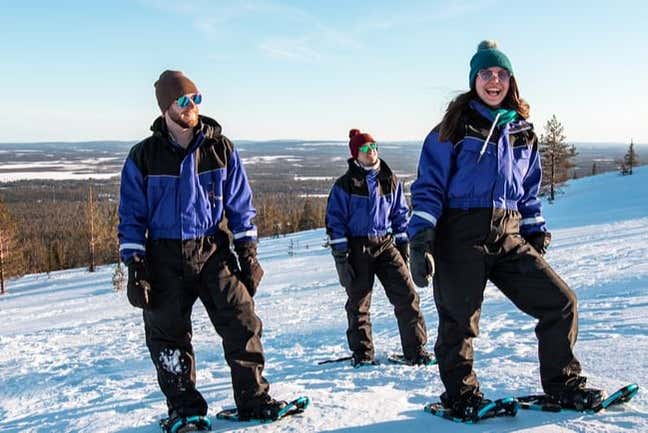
[1,169,648,432]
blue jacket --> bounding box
[326,158,409,252]
[118,116,257,262]
[408,100,546,239]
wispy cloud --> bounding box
[358,0,498,32]
[258,22,363,62]
[141,0,362,63]
[141,0,489,64]
[259,36,323,62]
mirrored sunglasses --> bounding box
[177,93,203,108]
[359,143,377,153]
[478,69,511,82]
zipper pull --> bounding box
[478,112,501,163]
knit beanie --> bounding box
[154,70,199,113]
[348,129,375,159]
[469,40,514,89]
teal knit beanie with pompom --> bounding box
[469,40,513,89]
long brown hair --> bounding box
[438,76,530,142]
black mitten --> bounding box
[332,249,355,288]
[525,231,552,255]
[127,256,152,309]
[410,228,435,288]
[235,242,264,297]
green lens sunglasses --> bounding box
[359,143,377,153]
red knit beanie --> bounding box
[348,129,375,159]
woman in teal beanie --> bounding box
[407,40,605,420]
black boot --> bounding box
[237,395,288,421]
[548,376,606,411]
[441,391,490,421]
[351,353,378,368]
[405,349,435,366]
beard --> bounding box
[169,106,200,129]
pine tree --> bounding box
[112,230,126,292]
[112,262,126,292]
[87,184,96,272]
[623,139,639,175]
[298,199,319,231]
[0,198,23,294]
[539,115,577,202]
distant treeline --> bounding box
[0,121,641,283]
[0,179,327,279]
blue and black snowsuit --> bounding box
[409,100,581,400]
[118,115,269,417]
[326,158,427,362]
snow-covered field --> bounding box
[1,168,647,433]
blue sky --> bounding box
[1,0,647,143]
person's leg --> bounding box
[345,247,376,361]
[199,248,269,410]
[434,255,487,400]
[144,264,205,417]
[489,237,581,395]
[375,244,427,360]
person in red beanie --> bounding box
[325,129,431,367]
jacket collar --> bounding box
[468,99,532,133]
[347,157,394,179]
[150,115,223,151]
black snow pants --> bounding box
[433,209,582,401]
[143,235,269,417]
[345,236,427,360]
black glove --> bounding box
[127,256,152,309]
[396,242,410,265]
[332,249,355,288]
[525,231,552,255]
[235,242,264,297]
[410,228,435,288]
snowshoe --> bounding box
[216,396,310,423]
[387,351,437,366]
[424,392,518,423]
[518,383,639,414]
[159,414,212,433]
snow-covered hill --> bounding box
[1,168,647,433]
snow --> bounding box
[293,176,335,181]
[241,155,303,164]
[0,158,122,181]
[0,171,121,181]
[1,168,647,432]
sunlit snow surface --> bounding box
[1,168,647,432]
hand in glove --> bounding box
[525,231,552,256]
[410,228,435,288]
[396,242,410,266]
[127,256,152,309]
[332,249,355,288]
[235,242,264,297]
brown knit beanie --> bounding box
[348,129,375,159]
[154,70,199,113]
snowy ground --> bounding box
[1,168,647,432]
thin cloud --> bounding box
[259,37,323,62]
[142,0,362,63]
[359,0,498,32]
[258,22,363,63]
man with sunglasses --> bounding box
[118,70,287,431]
[325,129,431,367]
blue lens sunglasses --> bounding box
[177,93,203,108]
